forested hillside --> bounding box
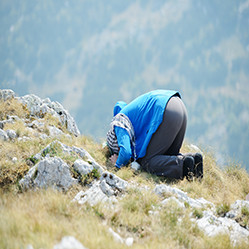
[1,0,249,169]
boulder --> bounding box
[74,171,128,206]
[73,181,117,206]
[197,210,249,245]
[100,171,128,192]
[154,184,215,210]
[19,157,77,191]
[226,200,249,219]
[17,93,80,136]
[17,94,43,116]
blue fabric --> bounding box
[114,90,180,168]
[113,101,127,116]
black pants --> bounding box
[139,96,187,179]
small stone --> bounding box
[125,237,134,247]
[130,161,141,171]
[6,129,17,140]
[27,120,45,129]
[40,133,49,140]
[73,159,93,175]
[26,245,34,249]
[161,196,185,209]
[17,136,31,142]
[108,227,124,244]
[53,236,88,249]
[0,129,8,141]
[48,125,63,137]
[40,103,49,114]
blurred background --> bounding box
[1,0,249,170]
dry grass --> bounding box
[1,99,249,248]
[0,98,30,120]
[176,150,249,206]
[1,134,249,248]
[0,189,130,249]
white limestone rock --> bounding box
[125,237,134,247]
[108,227,134,246]
[6,129,17,140]
[19,157,77,191]
[49,100,80,136]
[100,179,115,196]
[17,94,43,116]
[36,141,105,174]
[154,184,215,210]
[73,171,127,206]
[26,245,34,249]
[53,236,88,249]
[0,129,8,141]
[0,89,16,101]
[226,200,249,220]
[26,120,45,129]
[131,161,141,171]
[48,125,63,137]
[73,182,117,206]
[40,133,49,140]
[17,136,31,142]
[108,227,124,244]
[19,164,39,190]
[161,196,185,209]
[73,159,94,175]
[100,171,128,192]
[197,210,249,245]
[16,93,80,136]
[40,103,50,114]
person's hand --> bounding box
[109,154,118,165]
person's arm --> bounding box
[114,126,132,169]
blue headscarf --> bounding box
[113,101,127,116]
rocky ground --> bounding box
[0,89,249,249]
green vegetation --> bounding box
[216,203,230,217]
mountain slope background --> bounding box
[1,0,249,170]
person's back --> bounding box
[119,89,179,158]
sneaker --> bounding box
[183,156,194,181]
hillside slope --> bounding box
[1,0,249,170]
[0,89,249,249]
